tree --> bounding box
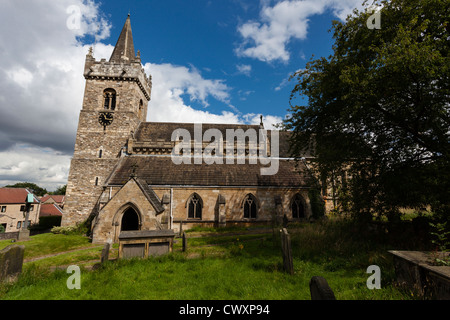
[50,185,66,195]
[5,182,48,197]
[285,0,449,221]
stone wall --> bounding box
[91,179,160,243]
[63,53,151,228]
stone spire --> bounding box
[109,14,136,63]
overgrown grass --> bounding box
[1,218,419,300]
[0,233,98,261]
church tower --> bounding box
[62,15,152,227]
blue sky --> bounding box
[84,0,361,125]
[0,0,366,190]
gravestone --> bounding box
[0,244,25,283]
[182,232,187,252]
[309,276,336,300]
[101,242,110,264]
[280,228,294,275]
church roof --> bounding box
[109,14,136,63]
[134,178,165,214]
[107,156,314,188]
[132,122,307,158]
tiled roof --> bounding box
[40,195,65,204]
[134,178,165,214]
[108,156,314,188]
[40,203,63,217]
[0,188,39,204]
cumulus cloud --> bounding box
[236,0,365,63]
[0,0,286,190]
[144,63,241,124]
[0,144,71,191]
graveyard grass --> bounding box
[0,218,419,300]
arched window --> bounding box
[291,194,305,219]
[103,89,116,110]
[187,193,202,219]
[243,194,257,219]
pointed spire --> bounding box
[109,14,135,63]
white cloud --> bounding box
[236,64,252,76]
[0,0,285,190]
[0,145,71,191]
[144,62,241,123]
[236,0,365,63]
[0,0,111,190]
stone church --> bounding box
[62,15,316,244]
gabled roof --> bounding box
[0,188,40,204]
[40,195,65,204]
[40,203,63,217]
[134,178,165,214]
[109,14,135,63]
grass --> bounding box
[0,218,421,300]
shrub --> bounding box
[51,222,87,236]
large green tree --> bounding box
[285,0,449,221]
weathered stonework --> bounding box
[63,15,318,244]
[62,16,151,228]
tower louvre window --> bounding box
[103,89,117,110]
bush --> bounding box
[51,222,87,236]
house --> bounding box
[40,194,65,209]
[0,188,40,234]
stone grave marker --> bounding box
[309,276,336,300]
[101,242,110,264]
[280,228,294,275]
[182,232,187,252]
[0,244,25,283]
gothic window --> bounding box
[103,89,116,110]
[187,193,202,219]
[291,194,305,219]
[243,194,257,219]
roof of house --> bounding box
[39,203,63,217]
[107,156,314,188]
[0,188,40,204]
[40,195,65,204]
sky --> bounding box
[0,0,367,191]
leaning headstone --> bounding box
[280,228,294,275]
[182,232,187,252]
[0,244,25,283]
[101,242,110,264]
[309,276,336,300]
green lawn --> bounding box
[0,219,419,300]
